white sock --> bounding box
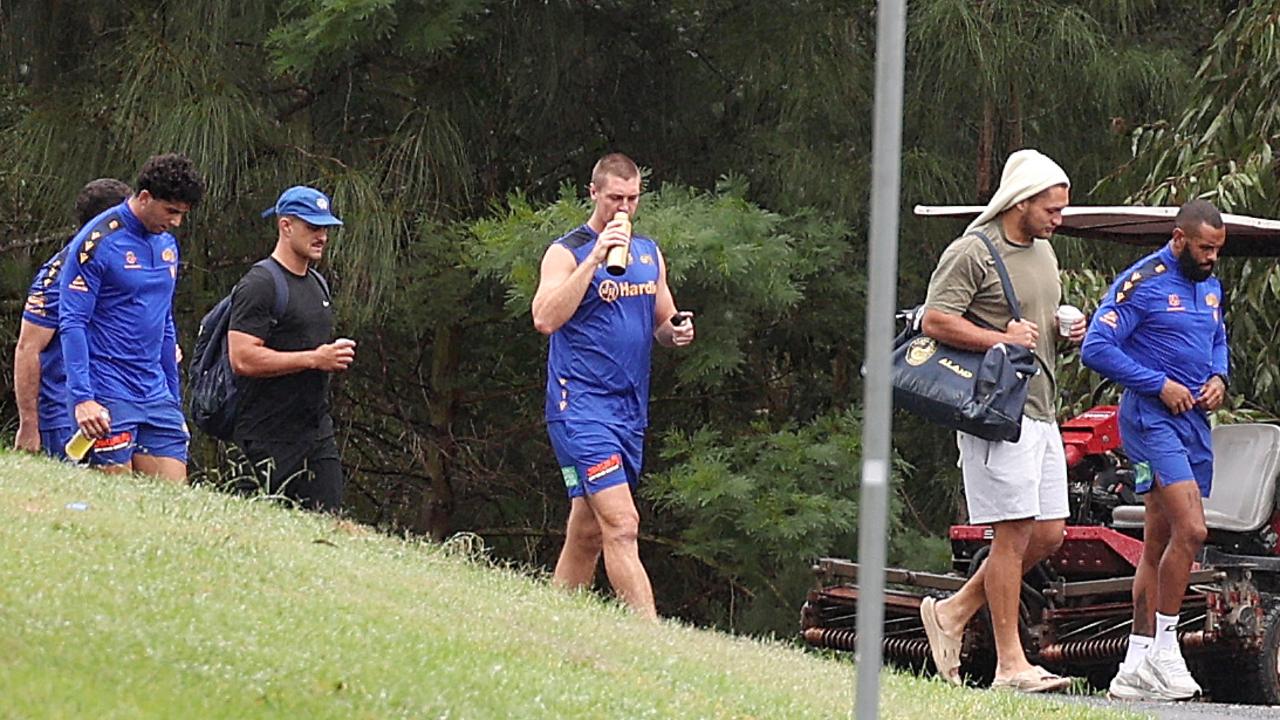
[1154,612,1180,652]
[1120,634,1152,673]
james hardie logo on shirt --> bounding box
[598,279,657,303]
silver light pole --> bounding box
[854,1,906,718]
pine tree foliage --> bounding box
[0,0,1230,631]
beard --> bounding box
[1178,245,1213,282]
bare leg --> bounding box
[552,497,603,591]
[585,483,656,620]
[982,518,1039,678]
[1150,482,1207,616]
[131,454,187,484]
[1132,497,1171,636]
[935,518,1063,636]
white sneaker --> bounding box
[1107,665,1149,701]
[1136,647,1202,700]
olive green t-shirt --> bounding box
[923,220,1062,422]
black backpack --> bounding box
[187,258,330,441]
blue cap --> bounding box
[261,185,344,226]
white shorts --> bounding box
[957,415,1069,524]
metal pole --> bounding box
[854,1,906,719]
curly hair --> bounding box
[74,178,131,226]
[136,153,206,206]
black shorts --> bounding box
[233,435,344,512]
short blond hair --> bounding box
[591,152,639,188]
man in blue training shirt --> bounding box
[531,153,695,620]
[59,153,206,482]
[15,178,131,458]
[1082,199,1228,701]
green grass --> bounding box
[0,451,1141,719]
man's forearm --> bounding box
[59,325,95,404]
[231,345,317,378]
[13,344,40,428]
[921,310,1007,352]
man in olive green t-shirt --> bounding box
[916,150,1087,694]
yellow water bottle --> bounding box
[605,211,631,276]
[64,409,109,462]
[64,429,95,462]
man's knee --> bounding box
[1173,517,1208,550]
[990,518,1035,553]
[569,518,604,552]
[596,507,641,546]
[1031,521,1065,560]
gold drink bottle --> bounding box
[605,211,631,276]
[64,430,95,461]
[64,410,109,461]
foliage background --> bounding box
[0,0,1267,634]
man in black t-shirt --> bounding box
[227,186,354,512]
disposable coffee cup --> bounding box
[1056,305,1085,337]
[335,338,356,348]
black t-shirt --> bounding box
[228,258,335,442]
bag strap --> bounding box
[256,258,291,319]
[307,267,331,302]
[968,229,1022,321]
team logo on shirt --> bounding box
[1167,293,1184,311]
[123,251,141,269]
[1206,293,1219,308]
[597,279,657,303]
[162,247,176,263]
[640,254,653,265]
[586,454,623,482]
[904,336,937,366]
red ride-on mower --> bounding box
[801,207,1280,704]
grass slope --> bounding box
[0,452,1139,719]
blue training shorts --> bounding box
[40,427,74,462]
[547,421,644,499]
[85,397,190,466]
[1120,400,1213,498]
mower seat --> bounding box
[1111,423,1280,533]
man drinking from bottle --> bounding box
[531,152,694,619]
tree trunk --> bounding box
[414,321,460,541]
[976,99,996,202]
[1008,88,1023,153]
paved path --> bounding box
[1056,694,1280,719]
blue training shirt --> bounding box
[544,224,661,430]
[58,201,181,407]
[21,245,73,430]
[1081,243,1228,420]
